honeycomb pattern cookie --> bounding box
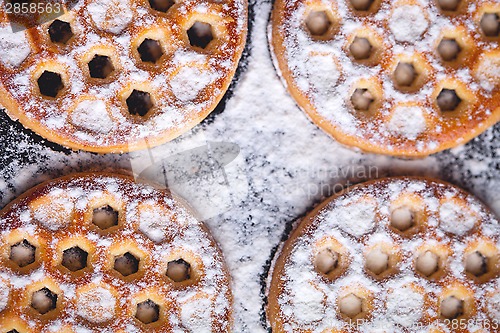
[267,177,500,332]
[0,173,232,332]
[0,0,247,153]
[270,0,500,157]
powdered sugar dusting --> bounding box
[305,52,341,94]
[290,281,326,324]
[389,5,429,43]
[439,199,478,235]
[272,0,499,156]
[487,290,500,322]
[0,25,31,68]
[475,54,500,92]
[31,189,74,231]
[76,285,117,323]
[137,201,174,243]
[87,0,134,34]
[0,0,247,152]
[387,105,427,140]
[170,66,220,103]
[70,99,115,133]
[0,0,498,331]
[386,283,424,327]
[180,297,214,333]
[0,278,9,312]
[326,197,376,237]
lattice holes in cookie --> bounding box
[269,178,500,332]
[0,176,227,332]
[272,0,500,156]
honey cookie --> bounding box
[270,0,500,157]
[0,0,247,153]
[267,177,500,332]
[0,172,232,332]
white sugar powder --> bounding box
[1,176,231,331]
[87,0,133,34]
[73,326,93,333]
[328,199,376,238]
[359,319,395,333]
[76,286,116,323]
[487,290,500,321]
[137,202,173,242]
[70,99,115,133]
[181,297,213,333]
[291,282,325,324]
[272,179,499,332]
[386,285,424,327]
[439,200,477,235]
[0,0,498,332]
[170,66,218,103]
[45,322,64,332]
[387,106,427,140]
[389,5,429,43]
[0,25,31,68]
[31,190,74,231]
[0,279,9,312]
[475,54,500,92]
[306,53,341,93]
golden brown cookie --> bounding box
[0,0,247,153]
[270,0,500,157]
[267,177,500,332]
[0,172,233,332]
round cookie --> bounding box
[0,0,247,153]
[267,177,500,332]
[270,0,500,157]
[0,173,232,332]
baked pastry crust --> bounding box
[270,0,500,157]
[267,177,500,332]
[0,0,247,153]
[0,172,233,332]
